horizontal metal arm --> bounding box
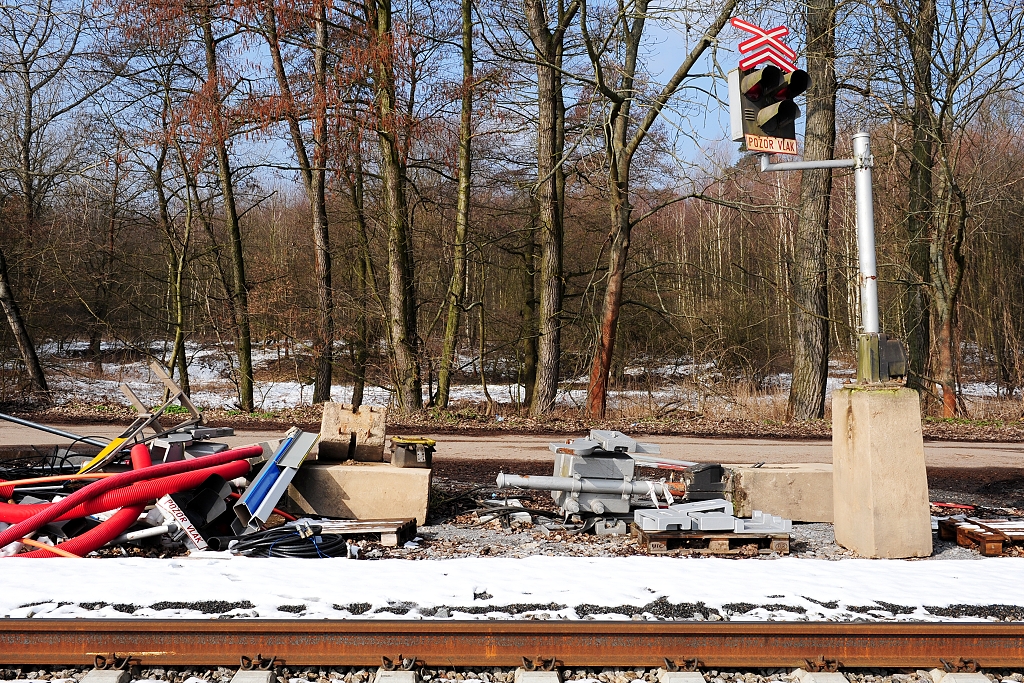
[759,155,856,172]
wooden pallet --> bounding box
[938,517,1024,556]
[631,524,789,555]
[313,519,417,547]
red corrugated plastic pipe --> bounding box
[15,444,154,558]
[0,443,264,550]
[0,459,251,524]
[16,503,148,558]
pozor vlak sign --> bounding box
[727,17,809,155]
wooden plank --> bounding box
[311,518,417,547]
[634,525,789,556]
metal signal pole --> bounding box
[760,131,902,382]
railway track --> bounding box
[1,620,1022,669]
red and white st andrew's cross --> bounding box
[730,17,798,73]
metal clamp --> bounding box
[240,654,278,671]
[663,658,702,672]
[804,655,840,672]
[381,655,419,671]
[521,656,560,672]
[94,654,139,671]
[941,658,979,673]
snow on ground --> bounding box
[3,555,1023,621]
[34,341,1007,411]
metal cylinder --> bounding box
[496,473,667,497]
[852,132,879,335]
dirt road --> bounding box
[1,422,1022,469]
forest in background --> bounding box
[2,0,1024,420]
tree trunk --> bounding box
[0,244,48,399]
[586,178,630,418]
[930,171,967,417]
[524,0,575,415]
[200,1,254,411]
[374,0,421,413]
[263,0,334,403]
[154,143,191,397]
[435,0,474,409]
[786,0,836,421]
[350,149,375,409]
[905,0,936,396]
[309,1,334,404]
[521,209,538,409]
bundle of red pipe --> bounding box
[0,443,261,558]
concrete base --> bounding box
[727,463,833,522]
[375,670,421,683]
[832,386,932,558]
[658,673,706,683]
[288,462,431,525]
[230,672,274,683]
[319,403,388,462]
[514,670,562,683]
[81,672,130,683]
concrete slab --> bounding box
[800,674,848,683]
[376,667,419,683]
[230,672,274,683]
[513,670,562,683]
[320,403,387,462]
[81,671,130,683]
[658,672,707,683]
[832,387,932,558]
[375,670,421,683]
[938,675,989,683]
[728,463,833,522]
[288,462,431,525]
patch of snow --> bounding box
[1,556,1022,621]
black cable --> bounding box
[216,525,352,558]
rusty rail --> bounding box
[1,620,1023,668]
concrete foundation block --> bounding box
[81,671,130,683]
[288,462,431,525]
[514,670,562,683]
[375,670,421,683]
[319,403,387,462]
[937,675,989,683]
[230,672,275,683]
[832,386,932,558]
[800,674,848,683]
[728,463,833,522]
[658,672,707,683]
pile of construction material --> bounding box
[0,365,419,559]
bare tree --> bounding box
[580,0,738,417]
[435,0,475,408]
[257,0,335,403]
[0,0,110,398]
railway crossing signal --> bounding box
[728,18,809,155]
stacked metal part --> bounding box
[634,499,792,533]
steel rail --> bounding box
[1,620,1023,668]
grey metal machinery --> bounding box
[496,430,701,534]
